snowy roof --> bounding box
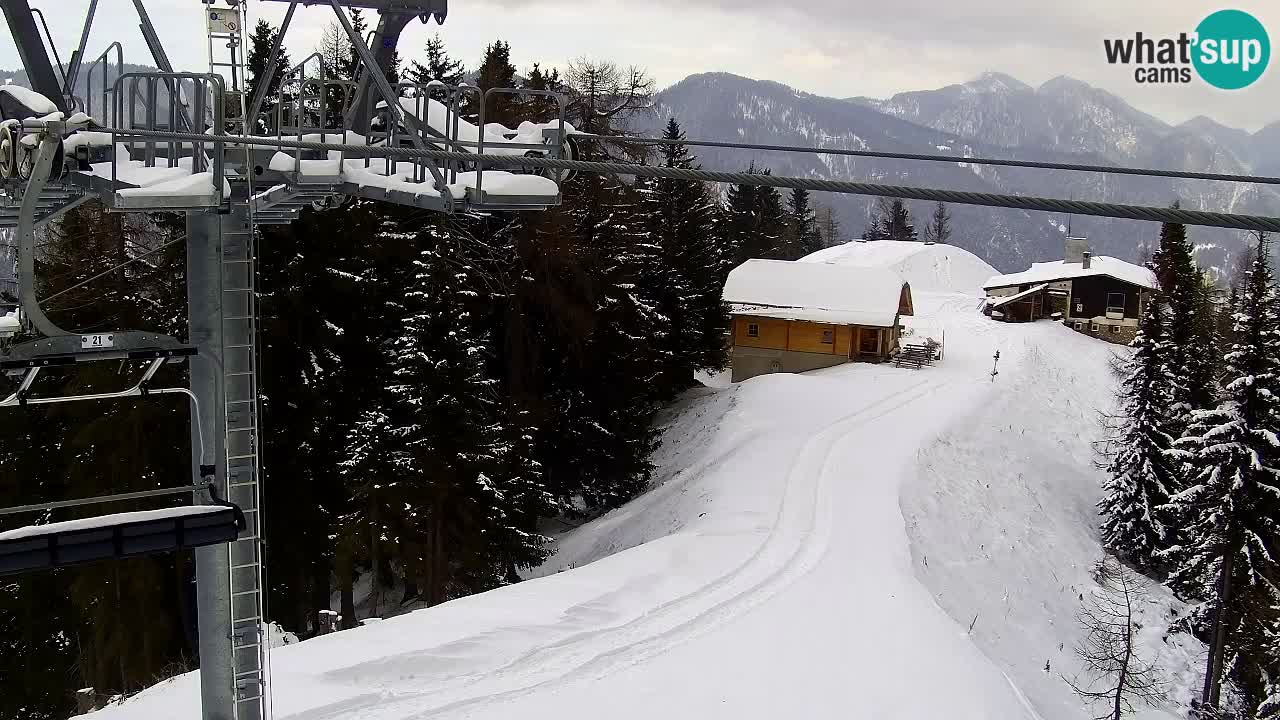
[0,505,228,542]
[983,256,1156,291]
[989,284,1048,308]
[723,259,910,327]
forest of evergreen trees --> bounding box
[1099,218,1280,718]
[0,26,841,718]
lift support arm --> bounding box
[0,0,68,112]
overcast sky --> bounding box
[3,0,1277,131]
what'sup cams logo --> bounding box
[1104,9,1270,89]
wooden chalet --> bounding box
[982,238,1157,344]
[723,259,913,382]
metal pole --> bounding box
[17,137,72,338]
[63,0,99,100]
[343,10,412,134]
[132,0,175,72]
[188,207,234,720]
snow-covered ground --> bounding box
[87,242,1200,720]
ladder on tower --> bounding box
[205,1,249,141]
[206,2,268,718]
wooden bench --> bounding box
[895,343,935,369]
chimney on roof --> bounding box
[1082,251,1092,269]
[1065,236,1089,264]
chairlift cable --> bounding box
[90,127,1280,233]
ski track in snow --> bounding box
[291,379,946,720]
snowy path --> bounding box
[438,294,1039,720]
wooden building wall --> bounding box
[733,316,873,358]
[1067,276,1145,319]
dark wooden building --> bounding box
[982,244,1156,344]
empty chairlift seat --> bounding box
[0,504,243,576]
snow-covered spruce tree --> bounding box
[1099,297,1178,570]
[1151,215,1217,430]
[639,117,730,390]
[550,171,668,509]
[390,218,550,605]
[1163,232,1280,714]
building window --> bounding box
[1091,324,1100,333]
[1111,325,1121,334]
[747,323,759,338]
[1074,322,1084,331]
[821,329,834,344]
[859,329,879,354]
[1106,292,1126,315]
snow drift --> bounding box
[801,239,995,295]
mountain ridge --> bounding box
[646,71,1280,272]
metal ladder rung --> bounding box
[235,534,260,541]
[223,316,254,322]
[234,641,261,651]
[228,425,259,434]
[232,588,260,598]
[232,617,262,625]
[228,453,258,461]
[225,370,255,377]
[229,481,258,488]
[234,669,263,680]
[231,562,260,571]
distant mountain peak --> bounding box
[969,72,1032,93]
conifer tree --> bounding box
[389,218,551,604]
[882,199,917,241]
[722,165,787,264]
[640,117,729,389]
[408,33,465,86]
[1163,232,1280,714]
[781,187,823,260]
[246,20,291,133]
[864,198,916,241]
[1151,214,1216,427]
[521,63,563,122]
[922,201,952,244]
[476,40,518,126]
[1099,297,1177,570]
[554,172,667,508]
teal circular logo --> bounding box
[1192,9,1270,90]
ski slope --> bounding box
[86,244,1200,720]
